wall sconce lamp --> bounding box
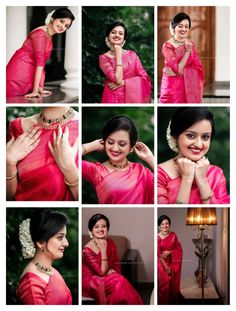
[186,208,217,300]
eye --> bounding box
[186,133,195,139]
[119,143,127,147]
[60,19,65,23]
[107,140,114,145]
[202,135,210,141]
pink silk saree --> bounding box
[8,118,78,201]
[82,238,143,305]
[17,268,72,305]
[6,29,52,98]
[158,232,183,304]
[82,161,154,204]
[99,50,151,103]
[160,41,204,103]
[158,165,230,204]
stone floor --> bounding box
[6,81,78,104]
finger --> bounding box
[53,130,57,146]
[57,125,62,144]
[73,137,79,150]
[7,136,15,146]
[62,126,69,143]
[48,141,54,155]
[28,137,41,152]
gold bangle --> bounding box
[6,171,17,180]
[175,200,183,204]
[101,258,108,261]
[116,64,122,66]
[82,144,87,155]
[64,178,78,187]
[201,190,213,202]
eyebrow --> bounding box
[185,130,211,135]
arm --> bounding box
[25,66,44,98]
[99,54,124,86]
[48,125,79,200]
[194,157,212,204]
[6,126,42,200]
[94,238,109,274]
[134,141,154,171]
[114,45,123,85]
[82,139,104,156]
[17,276,46,304]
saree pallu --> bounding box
[99,50,151,103]
[8,118,78,201]
[160,41,204,103]
[17,268,72,305]
[6,29,52,97]
[158,165,230,204]
[82,161,154,204]
[82,238,143,305]
[158,232,183,304]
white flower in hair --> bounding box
[166,121,178,152]
[19,218,36,259]
[169,22,175,36]
[45,10,55,25]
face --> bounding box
[46,225,69,260]
[108,26,125,46]
[159,219,170,234]
[92,219,108,239]
[105,130,131,164]
[175,19,190,39]
[52,18,72,34]
[177,119,212,162]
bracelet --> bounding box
[116,64,122,66]
[64,178,78,187]
[175,200,183,204]
[201,190,213,202]
[82,144,87,155]
[6,171,17,180]
[101,258,108,261]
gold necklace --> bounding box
[108,159,129,169]
[38,108,75,129]
[173,37,185,45]
[34,262,53,276]
[46,26,51,39]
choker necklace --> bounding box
[173,37,185,45]
[34,262,53,276]
[46,26,51,39]
[108,159,129,169]
[161,231,169,236]
[39,108,74,129]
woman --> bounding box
[6,106,79,201]
[82,213,143,304]
[159,12,204,103]
[17,209,72,304]
[158,107,230,204]
[82,115,154,204]
[99,21,151,103]
[158,215,182,304]
[6,8,75,99]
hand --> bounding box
[163,67,177,76]
[93,139,105,152]
[195,156,210,183]
[107,268,116,275]
[25,92,41,99]
[108,81,124,90]
[48,125,79,173]
[6,126,42,166]
[93,238,107,251]
[114,44,123,56]
[175,157,195,182]
[160,250,172,259]
[38,87,52,97]
[134,142,154,164]
[185,39,193,52]
[165,267,171,275]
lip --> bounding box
[58,248,65,252]
[189,147,203,155]
[110,151,121,157]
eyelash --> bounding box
[186,134,210,141]
[107,141,127,147]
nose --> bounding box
[112,143,119,151]
[63,238,69,247]
[194,137,203,148]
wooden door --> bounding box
[158,6,215,90]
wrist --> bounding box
[6,159,17,167]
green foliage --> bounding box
[82,6,154,103]
[157,107,230,191]
[82,107,154,203]
[6,208,78,305]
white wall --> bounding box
[82,208,154,283]
[215,7,230,82]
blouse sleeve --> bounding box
[162,42,179,74]
[99,54,117,83]
[17,275,46,304]
[82,248,105,276]
[8,118,23,141]
[30,31,47,67]
[157,166,170,204]
[82,160,102,186]
[210,168,230,204]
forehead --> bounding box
[185,119,212,133]
[107,130,130,141]
[177,19,189,26]
[56,17,72,25]
[111,26,125,33]
[53,225,67,236]
[161,219,169,225]
[94,219,107,226]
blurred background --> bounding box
[82,6,154,103]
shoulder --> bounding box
[107,238,117,248]
[207,164,224,175]
[163,40,174,49]
[9,118,23,136]
[29,28,47,39]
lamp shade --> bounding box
[186,208,217,225]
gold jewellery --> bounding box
[108,159,129,169]
[34,262,53,276]
[38,108,75,129]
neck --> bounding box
[33,251,53,267]
[46,23,55,37]
[41,107,69,119]
[161,231,169,236]
[108,158,129,169]
[173,36,185,43]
